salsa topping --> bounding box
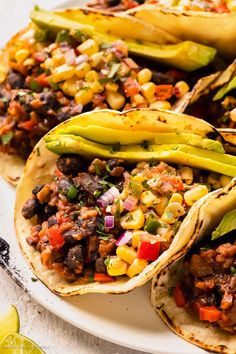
[22,156,229,284]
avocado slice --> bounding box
[211,209,236,240]
[213,75,236,101]
[30,8,216,71]
[52,127,224,153]
[45,135,236,177]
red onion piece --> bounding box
[123,196,137,211]
[116,231,133,246]
[65,49,76,65]
[75,54,89,66]
[97,186,120,208]
[104,215,114,229]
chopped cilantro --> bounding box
[29,80,41,92]
[105,163,111,173]
[94,189,102,198]
[71,211,79,221]
[95,206,102,215]
[104,257,110,266]
[200,245,211,251]
[94,164,101,176]
[110,142,121,154]
[142,180,149,189]
[96,230,110,240]
[73,29,88,42]
[1,132,13,145]
[231,266,236,276]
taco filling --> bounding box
[0,26,197,159]
[21,155,231,283]
[172,213,236,334]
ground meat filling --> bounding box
[182,238,236,333]
[22,156,227,283]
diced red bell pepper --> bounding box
[94,273,116,283]
[18,119,36,131]
[137,234,160,261]
[173,285,187,307]
[155,85,173,100]
[35,73,50,87]
[214,4,229,13]
[123,77,139,97]
[48,225,65,250]
[199,306,222,323]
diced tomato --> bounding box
[123,77,139,97]
[34,51,48,63]
[56,211,71,224]
[54,168,63,179]
[160,175,184,191]
[214,4,229,13]
[124,0,139,9]
[35,73,50,87]
[199,306,222,323]
[155,85,173,100]
[48,225,65,250]
[173,285,187,307]
[94,273,116,283]
[137,233,160,261]
[18,119,36,131]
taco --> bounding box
[127,1,236,59]
[0,7,217,185]
[151,179,236,353]
[14,109,236,295]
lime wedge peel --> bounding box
[0,332,45,354]
[0,305,20,341]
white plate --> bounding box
[0,1,207,353]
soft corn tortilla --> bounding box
[128,4,236,59]
[151,178,236,354]
[14,109,231,296]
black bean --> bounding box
[22,198,40,219]
[63,230,79,246]
[57,178,73,194]
[105,0,120,6]
[57,155,85,176]
[47,216,58,228]
[95,257,106,273]
[7,71,24,89]
[44,205,57,217]
[64,244,85,270]
[32,184,45,196]
[151,71,176,85]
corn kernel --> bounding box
[75,62,91,79]
[140,191,159,208]
[0,65,7,84]
[219,175,232,187]
[207,173,221,189]
[126,258,148,278]
[52,64,75,83]
[118,63,130,77]
[175,81,190,98]
[184,185,208,206]
[77,39,99,56]
[107,256,128,276]
[105,90,125,110]
[140,82,156,100]
[154,196,168,216]
[116,245,137,264]
[132,231,142,248]
[149,100,172,110]
[120,208,145,230]
[168,193,183,205]
[137,68,152,85]
[89,51,104,68]
[105,82,119,92]
[15,49,30,64]
[85,70,99,82]
[180,166,193,185]
[23,58,36,67]
[42,58,53,70]
[51,54,65,67]
[61,77,78,97]
[74,87,93,106]
[161,202,185,224]
[131,94,146,107]
[89,80,104,93]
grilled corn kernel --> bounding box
[140,82,156,101]
[219,175,232,187]
[75,62,91,79]
[175,81,190,98]
[23,58,36,67]
[180,166,193,185]
[52,64,75,83]
[126,258,148,278]
[89,51,104,68]
[184,185,208,206]
[105,82,119,92]
[15,49,30,64]
[154,196,169,216]
[75,87,93,106]
[140,191,159,208]
[168,193,183,205]
[120,208,145,230]
[77,39,99,56]
[61,78,78,97]
[116,245,137,264]
[85,70,99,82]
[132,231,142,248]
[131,94,146,107]
[42,58,53,70]
[207,173,221,189]
[161,202,185,224]
[137,68,152,85]
[118,63,130,77]
[107,256,128,276]
[89,80,104,93]
[149,100,172,110]
[51,54,65,67]
[105,90,125,110]
[0,66,7,84]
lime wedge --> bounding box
[0,306,19,341]
[0,332,45,353]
